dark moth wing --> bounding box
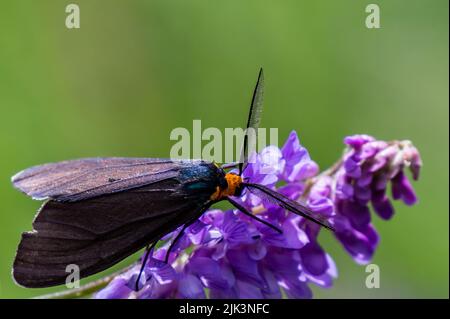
[13,182,213,288]
[244,183,334,231]
[12,158,220,287]
[11,157,187,202]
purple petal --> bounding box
[392,171,417,205]
[336,226,379,264]
[247,241,267,260]
[235,280,264,298]
[308,197,334,216]
[344,135,375,149]
[264,249,312,298]
[259,146,285,177]
[357,170,373,187]
[278,183,305,200]
[145,258,177,285]
[265,249,302,279]
[372,190,395,220]
[187,220,209,245]
[209,288,238,299]
[282,216,310,249]
[300,242,328,276]
[227,249,264,286]
[354,185,372,203]
[220,211,253,245]
[201,209,224,227]
[137,277,176,299]
[305,254,337,288]
[188,257,235,290]
[359,141,388,159]
[95,277,133,299]
[309,175,333,200]
[262,216,310,249]
[178,274,206,299]
[373,173,389,190]
[369,145,399,173]
[340,200,371,230]
[281,130,318,182]
[260,267,282,298]
[344,157,362,178]
[409,146,422,180]
[336,174,354,199]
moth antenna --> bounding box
[238,68,265,176]
[242,182,335,231]
[227,196,282,234]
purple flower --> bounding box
[281,131,319,182]
[95,276,133,299]
[95,131,421,299]
[326,136,422,263]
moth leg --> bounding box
[135,241,158,291]
[164,222,191,264]
[227,197,282,234]
[163,202,213,264]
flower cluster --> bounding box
[330,135,421,263]
[95,131,421,299]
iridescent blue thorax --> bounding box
[178,161,228,199]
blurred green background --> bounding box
[0,0,448,298]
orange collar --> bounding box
[210,173,242,200]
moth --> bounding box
[11,69,334,289]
